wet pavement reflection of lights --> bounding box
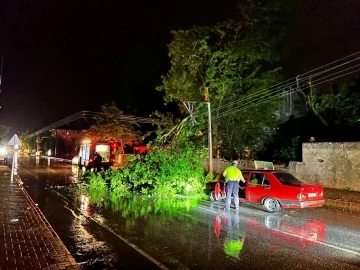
[18,157,360,270]
[80,195,89,212]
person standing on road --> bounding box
[223,160,245,211]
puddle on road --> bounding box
[62,186,203,226]
[55,177,205,269]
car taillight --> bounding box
[90,158,93,162]
[297,193,307,200]
[319,191,323,197]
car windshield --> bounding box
[273,172,303,186]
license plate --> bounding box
[308,193,317,198]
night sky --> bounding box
[0,0,359,136]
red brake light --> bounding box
[297,193,307,200]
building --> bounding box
[49,129,84,157]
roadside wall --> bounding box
[288,142,360,191]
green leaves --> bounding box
[84,103,142,153]
[274,136,301,161]
[307,80,360,126]
[0,125,10,143]
[156,1,300,158]
[85,137,208,198]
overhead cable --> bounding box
[214,54,360,114]
[214,66,360,119]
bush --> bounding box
[88,172,107,191]
[82,124,210,198]
[120,140,208,197]
[109,170,132,199]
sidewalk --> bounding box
[0,166,80,270]
[324,188,360,214]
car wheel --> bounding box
[210,190,217,201]
[263,198,281,213]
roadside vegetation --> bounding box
[82,120,213,198]
[79,0,299,198]
[0,125,10,143]
[75,0,360,199]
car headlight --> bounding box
[0,147,6,155]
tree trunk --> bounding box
[296,76,329,126]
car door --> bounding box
[246,173,271,203]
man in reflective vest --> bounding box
[223,160,245,211]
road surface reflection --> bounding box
[18,157,360,269]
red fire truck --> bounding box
[133,145,149,155]
[77,140,116,170]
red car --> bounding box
[204,170,325,212]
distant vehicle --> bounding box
[74,140,116,170]
[204,170,325,213]
[0,145,10,165]
[133,145,149,155]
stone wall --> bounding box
[289,142,360,191]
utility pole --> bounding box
[206,101,213,173]
[54,129,57,157]
[0,56,3,116]
[184,88,213,173]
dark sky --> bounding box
[0,0,359,135]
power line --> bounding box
[187,51,360,120]
[214,66,360,119]
[214,62,360,119]
[28,110,154,137]
[0,56,3,116]
[213,51,360,114]
[82,111,153,123]
[214,53,360,115]
[28,111,84,137]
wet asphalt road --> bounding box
[18,157,360,270]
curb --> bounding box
[43,156,72,163]
[28,154,72,163]
[325,199,360,214]
[15,174,80,268]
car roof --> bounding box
[241,169,285,173]
[219,169,286,174]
